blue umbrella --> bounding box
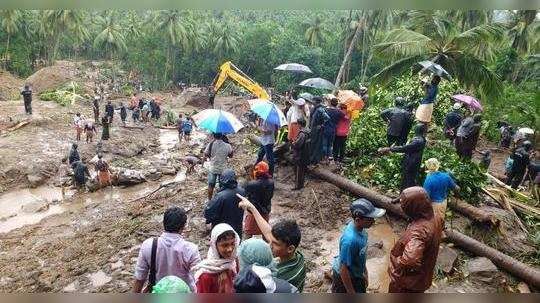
[192,109,244,134]
[248,99,287,127]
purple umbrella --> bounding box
[452,94,483,112]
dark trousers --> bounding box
[24,100,32,114]
[387,134,400,146]
[333,135,347,162]
[256,144,275,175]
[506,169,526,189]
[401,167,419,190]
[331,271,366,293]
[294,163,306,189]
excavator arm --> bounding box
[212,61,270,100]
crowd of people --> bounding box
[18,73,536,293]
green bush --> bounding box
[345,76,487,202]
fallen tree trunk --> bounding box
[308,166,540,288]
[448,199,500,226]
[445,229,540,289]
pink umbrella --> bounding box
[451,94,483,112]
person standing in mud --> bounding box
[291,118,310,190]
[332,198,386,293]
[308,97,329,165]
[73,113,83,141]
[101,115,110,140]
[95,154,112,188]
[21,84,32,115]
[84,121,97,143]
[93,95,100,124]
[105,101,114,123]
[243,161,274,239]
[68,143,81,166]
[72,160,90,190]
[204,133,234,200]
[388,187,443,293]
[378,124,427,190]
[118,102,127,126]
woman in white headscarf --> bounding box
[286,98,309,141]
[192,223,240,293]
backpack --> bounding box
[183,120,193,132]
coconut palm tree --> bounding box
[304,16,326,47]
[210,20,240,58]
[373,10,505,99]
[0,10,22,68]
[44,10,84,63]
[508,10,539,55]
[93,12,127,60]
[153,10,189,82]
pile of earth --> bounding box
[25,61,82,94]
[0,69,24,101]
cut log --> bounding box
[307,166,540,288]
[445,229,540,289]
[447,199,500,226]
[486,173,531,201]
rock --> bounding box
[144,168,162,181]
[466,257,503,284]
[159,166,176,176]
[21,200,49,213]
[516,282,530,293]
[27,174,46,188]
[437,245,458,274]
[117,169,145,185]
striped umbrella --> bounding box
[247,99,287,127]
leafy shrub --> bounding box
[345,76,487,202]
[38,81,85,106]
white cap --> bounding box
[293,98,306,106]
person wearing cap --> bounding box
[243,161,274,238]
[388,187,443,293]
[332,198,386,293]
[192,223,240,293]
[379,123,427,190]
[309,96,330,165]
[506,140,533,189]
[234,264,298,293]
[204,169,246,237]
[286,92,309,142]
[237,194,306,291]
[380,97,411,146]
[444,103,463,140]
[422,158,460,221]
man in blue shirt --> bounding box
[423,158,460,221]
[332,198,386,293]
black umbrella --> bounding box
[418,60,452,80]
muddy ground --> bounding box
[0,65,537,293]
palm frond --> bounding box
[371,54,426,85]
[450,53,503,100]
[454,23,505,45]
[374,28,431,58]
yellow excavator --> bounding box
[210,61,270,103]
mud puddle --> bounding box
[0,182,157,234]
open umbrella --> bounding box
[452,94,483,112]
[298,92,314,102]
[248,99,287,127]
[337,90,365,120]
[418,61,452,80]
[299,77,337,90]
[518,127,535,135]
[192,109,244,134]
[274,63,313,74]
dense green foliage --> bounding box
[346,76,487,201]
